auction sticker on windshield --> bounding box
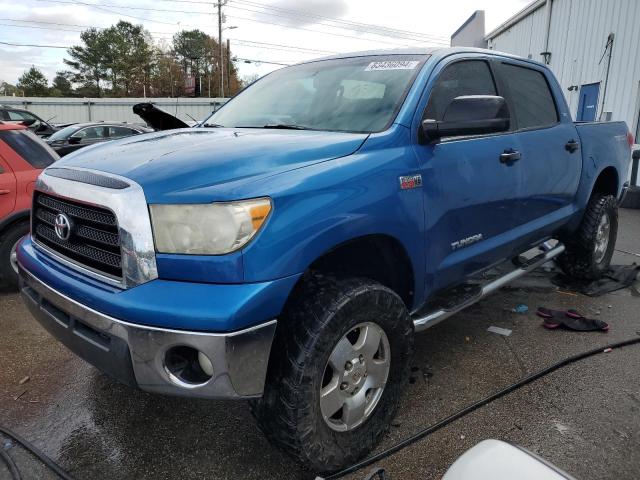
[365,60,420,71]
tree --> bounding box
[50,71,74,97]
[16,67,49,96]
[0,80,19,96]
[101,21,155,96]
[65,28,109,96]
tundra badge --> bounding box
[399,174,422,190]
[451,234,483,251]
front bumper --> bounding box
[19,265,276,399]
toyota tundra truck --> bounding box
[16,47,633,472]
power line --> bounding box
[224,2,449,44]
[0,40,69,49]
[235,57,289,66]
[226,1,449,44]
[154,0,449,43]
[0,18,335,54]
[0,39,292,65]
[34,0,442,48]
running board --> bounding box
[412,243,565,333]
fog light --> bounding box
[164,346,213,387]
[198,351,214,376]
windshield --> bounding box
[48,125,79,141]
[202,55,427,133]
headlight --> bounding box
[149,198,272,254]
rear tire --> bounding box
[0,221,29,290]
[558,194,618,280]
[250,274,413,473]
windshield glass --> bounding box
[202,55,427,133]
[48,125,79,141]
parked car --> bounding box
[0,105,59,138]
[44,122,153,157]
[0,122,58,288]
[443,440,577,480]
[16,47,632,473]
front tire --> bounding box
[250,275,413,473]
[0,221,29,290]
[558,194,618,280]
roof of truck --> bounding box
[304,46,538,67]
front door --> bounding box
[413,58,523,293]
[576,83,600,122]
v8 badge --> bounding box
[399,174,422,190]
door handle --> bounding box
[499,149,522,164]
[0,189,11,195]
[565,139,580,153]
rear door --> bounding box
[494,61,581,231]
[413,57,524,292]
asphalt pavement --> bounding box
[1,209,638,480]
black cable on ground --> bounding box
[321,336,640,480]
[0,446,22,480]
[0,426,75,480]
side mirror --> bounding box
[21,119,36,127]
[36,123,48,132]
[422,95,510,142]
[68,136,82,145]
[632,150,640,161]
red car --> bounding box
[0,122,58,288]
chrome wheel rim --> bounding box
[320,322,390,432]
[9,239,20,275]
[594,212,611,264]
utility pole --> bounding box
[217,1,224,98]
[227,38,231,95]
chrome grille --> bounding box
[33,192,123,279]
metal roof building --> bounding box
[453,0,640,141]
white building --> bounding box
[453,0,640,141]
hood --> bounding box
[133,103,190,130]
[55,128,368,202]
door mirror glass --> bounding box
[422,95,510,141]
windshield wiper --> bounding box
[262,124,313,130]
[201,123,224,128]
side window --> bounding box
[424,60,497,121]
[499,63,558,129]
[77,126,106,141]
[0,130,58,168]
[7,110,36,121]
[108,126,136,139]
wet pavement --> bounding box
[1,208,639,480]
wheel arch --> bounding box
[289,233,416,309]
[0,209,30,235]
[591,166,619,198]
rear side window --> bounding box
[424,60,497,120]
[499,63,558,129]
[108,126,137,138]
[0,130,58,168]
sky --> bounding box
[0,0,532,88]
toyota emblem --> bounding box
[54,213,72,241]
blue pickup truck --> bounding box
[17,47,632,472]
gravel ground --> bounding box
[1,208,638,480]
